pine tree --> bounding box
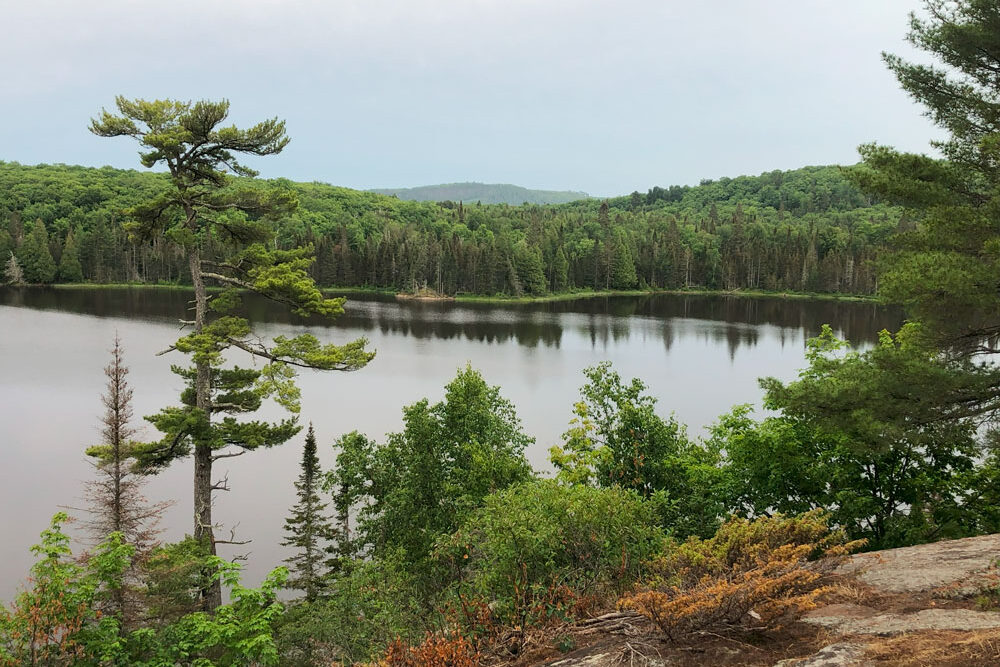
[4,251,25,285]
[19,219,56,283]
[57,228,84,283]
[851,1,1000,353]
[92,97,374,610]
[282,424,336,602]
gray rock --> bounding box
[841,533,1000,595]
[774,642,870,667]
[803,607,1000,636]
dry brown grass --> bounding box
[865,629,1000,666]
[828,579,884,608]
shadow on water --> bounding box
[0,287,904,352]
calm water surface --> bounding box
[0,287,902,600]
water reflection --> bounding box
[0,287,903,356]
[0,286,904,603]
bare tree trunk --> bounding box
[188,245,222,611]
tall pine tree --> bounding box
[91,97,374,610]
[282,424,336,602]
[851,1,1000,355]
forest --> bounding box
[4,1,1000,665]
[0,160,900,297]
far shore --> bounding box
[9,283,882,305]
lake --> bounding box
[0,287,901,600]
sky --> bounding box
[1,0,940,197]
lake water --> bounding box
[0,287,901,600]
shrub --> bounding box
[276,553,425,666]
[620,511,863,640]
[436,480,665,643]
[383,632,479,667]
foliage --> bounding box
[275,556,424,666]
[383,632,480,667]
[282,424,337,602]
[0,161,899,295]
[849,1,1000,355]
[550,362,727,537]
[436,481,664,640]
[329,366,534,580]
[0,514,133,667]
[18,219,56,284]
[2,514,289,667]
[751,324,1000,548]
[620,511,861,641]
[91,97,373,610]
[146,561,288,667]
[57,228,83,282]
[142,537,214,625]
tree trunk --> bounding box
[188,245,222,611]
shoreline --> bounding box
[14,283,881,305]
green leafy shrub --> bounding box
[436,480,665,642]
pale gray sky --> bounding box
[1,0,938,196]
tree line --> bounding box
[0,161,900,296]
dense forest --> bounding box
[370,181,590,205]
[0,161,901,296]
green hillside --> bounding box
[0,161,899,296]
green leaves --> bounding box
[331,367,534,580]
[551,362,726,537]
[0,515,135,667]
[269,333,375,371]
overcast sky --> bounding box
[1,0,939,196]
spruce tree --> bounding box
[82,335,170,629]
[57,228,84,282]
[610,232,638,289]
[19,219,56,283]
[282,424,336,602]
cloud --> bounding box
[1,0,937,194]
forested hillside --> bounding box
[0,161,901,295]
[370,182,590,205]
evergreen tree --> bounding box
[552,246,569,291]
[57,228,84,282]
[3,251,24,285]
[851,0,1000,354]
[513,241,547,295]
[82,335,169,629]
[609,232,637,289]
[282,424,336,602]
[91,97,374,610]
[19,219,56,283]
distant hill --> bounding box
[370,182,590,205]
